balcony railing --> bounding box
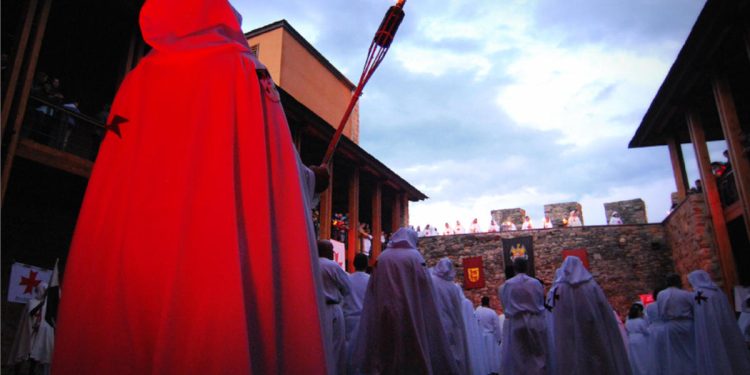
[21,96,106,161]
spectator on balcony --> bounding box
[359,223,372,257]
[57,99,81,150]
[423,224,432,237]
[689,179,702,194]
[723,149,732,174]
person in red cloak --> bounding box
[52,1,331,373]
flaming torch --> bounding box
[321,0,407,166]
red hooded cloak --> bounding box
[52,0,329,373]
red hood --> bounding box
[140,0,248,52]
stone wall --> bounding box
[490,208,526,228]
[417,224,673,316]
[604,198,647,224]
[663,194,723,288]
[544,202,583,227]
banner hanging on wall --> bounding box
[502,236,535,277]
[462,256,485,289]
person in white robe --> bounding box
[430,258,470,374]
[460,293,488,375]
[353,228,459,375]
[469,218,480,234]
[542,216,553,229]
[739,295,750,348]
[658,274,696,375]
[454,221,464,234]
[547,256,631,375]
[502,219,517,231]
[499,258,550,375]
[645,287,666,375]
[318,240,352,375]
[359,223,373,257]
[522,216,533,230]
[625,304,650,375]
[567,210,582,227]
[417,226,423,237]
[688,270,750,375]
[443,222,454,236]
[476,296,502,375]
[609,211,623,225]
[7,282,54,375]
[488,220,500,233]
[423,224,433,237]
[343,253,371,374]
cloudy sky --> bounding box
[234,0,726,228]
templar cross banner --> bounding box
[462,256,485,289]
[502,236,535,277]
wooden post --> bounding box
[371,182,383,264]
[712,74,750,242]
[401,194,409,227]
[391,192,402,233]
[2,0,52,202]
[1,0,38,134]
[687,110,738,295]
[667,136,689,201]
[319,162,333,240]
[346,168,360,272]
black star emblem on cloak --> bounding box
[105,115,128,138]
[695,291,708,305]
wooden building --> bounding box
[629,0,750,292]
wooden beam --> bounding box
[687,110,738,295]
[712,74,750,243]
[346,168,360,272]
[1,0,38,134]
[666,136,689,201]
[2,0,52,202]
[318,162,333,240]
[370,182,383,265]
[402,193,409,227]
[16,139,93,178]
[391,193,402,233]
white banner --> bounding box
[330,239,346,270]
[7,262,52,304]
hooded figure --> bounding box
[475,297,502,374]
[624,304,650,375]
[353,228,459,374]
[688,270,750,375]
[609,211,623,225]
[430,258,470,374]
[460,296,489,375]
[644,288,666,375]
[657,274,696,375]
[740,295,750,346]
[499,258,551,375]
[8,282,54,373]
[547,256,631,375]
[52,1,330,373]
